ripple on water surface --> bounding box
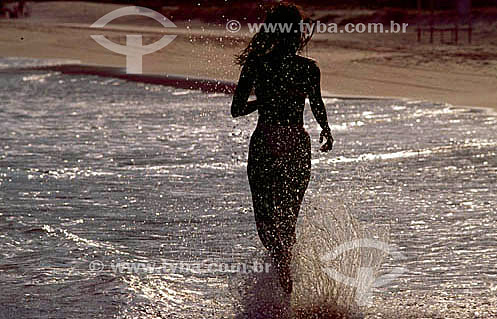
[0,62,496,318]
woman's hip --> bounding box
[248,124,311,159]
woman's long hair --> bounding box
[235,2,314,67]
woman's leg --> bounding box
[248,131,311,293]
[270,143,311,293]
[248,151,279,253]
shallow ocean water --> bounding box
[0,58,496,318]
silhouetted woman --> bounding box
[231,3,333,294]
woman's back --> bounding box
[250,54,318,126]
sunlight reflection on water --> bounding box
[0,58,496,318]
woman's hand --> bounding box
[319,127,334,152]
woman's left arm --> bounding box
[231,63,258,118]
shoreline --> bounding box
[2,61,398,100]
[4,59,497,116]
[2,2,497,112]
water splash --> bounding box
[230,249,293,319]
[291,193,388,318]
[230,189,389,318]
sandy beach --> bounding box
[1,2,497,111]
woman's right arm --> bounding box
[231,63,257,118]
[308,63,334,152]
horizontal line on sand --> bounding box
[5,64,238,94]
[3,63,396,101]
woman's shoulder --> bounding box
[295,55,320,71]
